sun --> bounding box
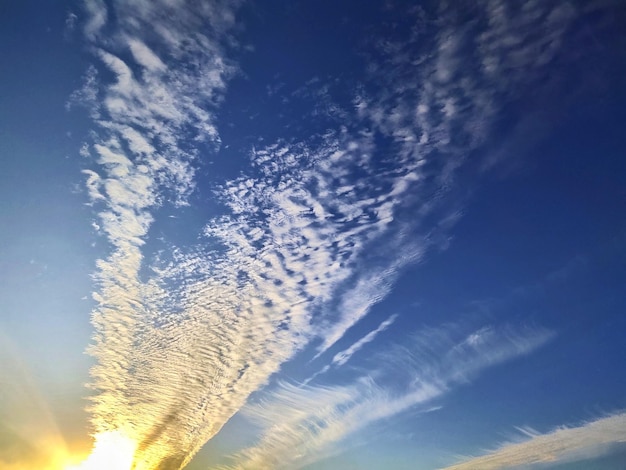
[64,431,136,470]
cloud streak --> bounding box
[440,411,626,470]
[331,313,398,368]
[218,323,553,470]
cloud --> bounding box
[73,0,595,468]
[219,323,553,470]
[304,313,398,385]
[357,0,583,176]
[331,313,398,368]
[126,38,167,73]
[64,11,78,40]
[82,0,107,40]
[312,240,424,358]
[0,335,70,470]
[294,0,586,364]
[75,1,244,468]
[440,412,626,470]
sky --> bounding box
[1,1,626,469]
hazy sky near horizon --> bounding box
[1,1,626,469]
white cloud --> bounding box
[304,313,399,385]
[126,38,167,73]
[66,66,100,116]
[82,169,104,202]
[331,313,398,368]
[313,243,423,358]
[220,323,553,470]
[82,0,107,40]
[74,0,591,468]
[64,11,78,36]
[440,412,626,470]
[75,1,244,468]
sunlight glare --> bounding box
[64,431,136,470]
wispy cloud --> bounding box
[441,411,626,470]
[82,0,107,41]
[304,313,398,384]
[357,0,582,176]
[331,313,398,368]
[218,323,553,470]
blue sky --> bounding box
[1,1,626,469]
